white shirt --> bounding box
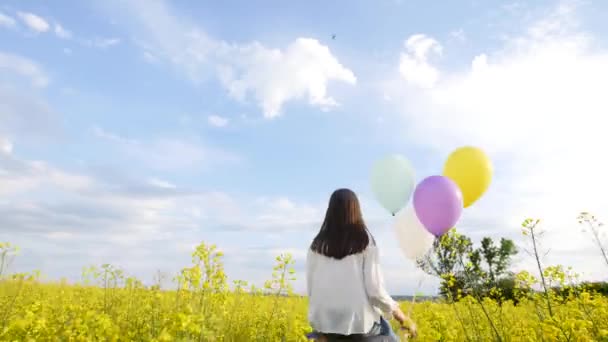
[306,244,399,335]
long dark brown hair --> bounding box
[310,188,375,259]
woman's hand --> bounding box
[392,307,407,325]
[392,307,417,338]
[405,320,417,339]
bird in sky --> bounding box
[331,34,336,40]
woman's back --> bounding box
[307,247,382,335]
[306,189,403,341]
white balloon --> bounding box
[394,205,435,260]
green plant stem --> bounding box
[529,227,554,318]
[457,256,503,342]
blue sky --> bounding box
[1,0,608,295]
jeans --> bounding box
[368,317,399,340]
[307,317,399,341]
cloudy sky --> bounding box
[1,0,607,295]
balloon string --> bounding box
[408,275,424,316]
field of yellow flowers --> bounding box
[1,240,608,341]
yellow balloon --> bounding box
[443,146,492,208]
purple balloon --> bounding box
[413,175,463,237]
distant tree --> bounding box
[417,229,518,302]
[581,281,608,297]
[470,237,518,301]
[472,237,517,283]
[417,229,472,299]
[417,229,472,277]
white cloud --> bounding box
[97,38,121,48]
[0,12,16,29]
[398,34,442,88]
[0,73,56,149]
[386,2,608,280]
[93,127,205,170]
[207,114,229,127]
[251,196,323,230]
[0,147,329,292]
[91,126,137,145]
[107,0,356,118]
[0,52,49,87]
[147,178,177,189]
[54,23,72,39]
[0,155,93,197]
[143,51,159,64]
[0,80,58,143]
[449,29,466,42]
[0,152,206,279]
[0,137,13,154]
[84,37,121,49]
[17,12,49,33]
[92,126,240,170]
[218,38,356,118]
[392,4,599,157]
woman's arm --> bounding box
[363,246,399,317]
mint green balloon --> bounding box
[370,155,416,216]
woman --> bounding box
[306,189,417,341]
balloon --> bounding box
[394,205,435,260]
[443,146,492,208]
[370,155,416,215]
[413,175,463,236]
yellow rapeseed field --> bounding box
[1,241,608,341]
